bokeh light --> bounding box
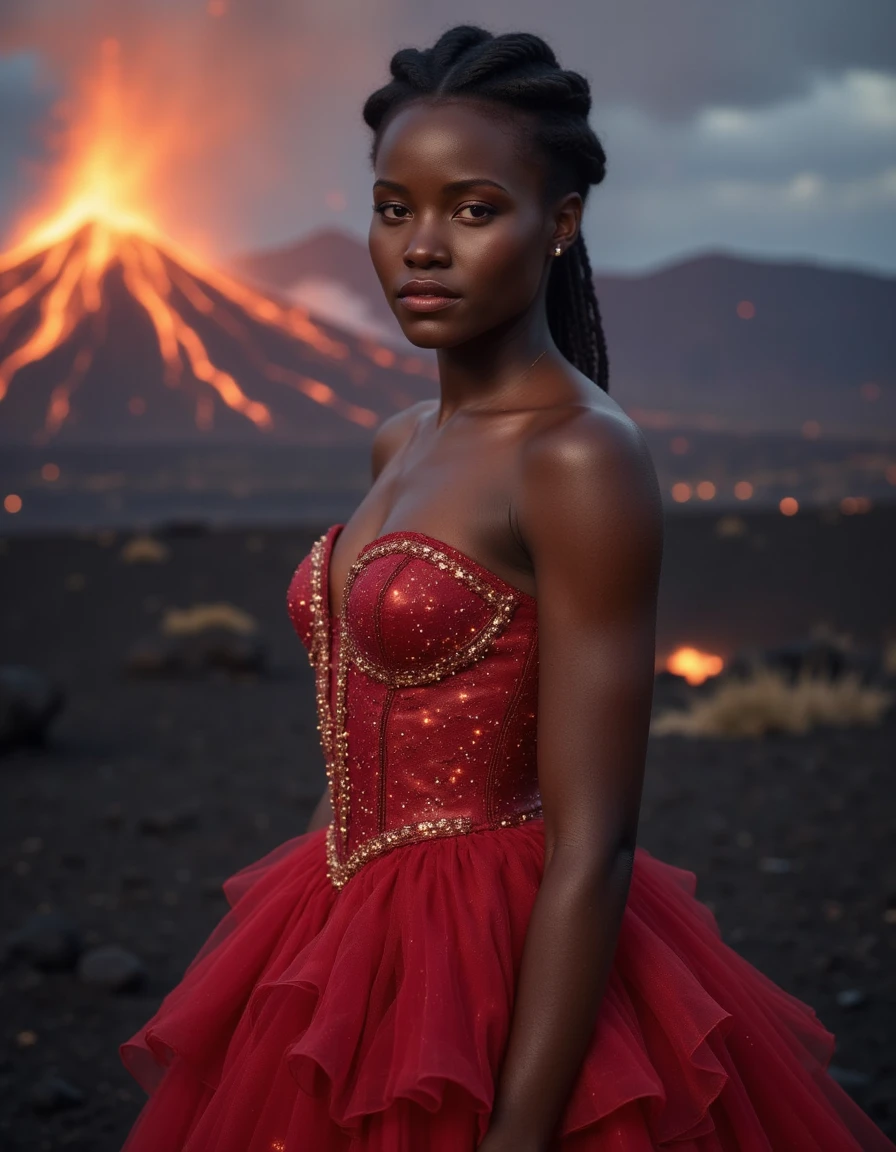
[666,646,724,685]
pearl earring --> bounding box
[553,244,562,256]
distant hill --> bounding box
[234,229,407,347]
[595,254,896,436]
[235,229,896,437]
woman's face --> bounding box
[368,98,577,349]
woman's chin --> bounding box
[396,326,460,351]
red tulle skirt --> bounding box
[120,821,891,1150]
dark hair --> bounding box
[362,25,610,392]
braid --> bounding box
[362,25,610,392]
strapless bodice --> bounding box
[287,523,543,888]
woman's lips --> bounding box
[398,295,461,313]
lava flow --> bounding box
[0,38,430,444]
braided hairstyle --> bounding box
[362,25,610,392]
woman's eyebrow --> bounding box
[373,177,510,194]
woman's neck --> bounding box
[433,315,557,424]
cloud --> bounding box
[583,69,896,271]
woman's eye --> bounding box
[373,203,495,221]
[373,203,411,220]
[457,203,496,220]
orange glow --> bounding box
[696,480,716,500]
[41,462,60,482]
[840,496,872,515]
[0,40,397,439]
[671,482,691,503]
[801,420,821,439]
[734,481,754,500]
[886,464,896,486]
[670,435,689,455]
[666,646,724,686]
[779,497,799,516]
[207,0,227,15]
[736,300,755,320]
[4,494,23,514]
[860,382,881,401]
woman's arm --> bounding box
[479,409,664,1152]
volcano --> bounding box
[0,219,436,446]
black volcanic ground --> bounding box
[0,507,894,1148]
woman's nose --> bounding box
[403,221,450,267]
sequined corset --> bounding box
[287,523,543,889]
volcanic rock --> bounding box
[30,1073,85,1114]
[77,945,147,992]
[7,912,83,972]
[0,666,64,751]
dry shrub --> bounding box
[120,535,169,564]
[161,603,257,637]
[652,667,894,739]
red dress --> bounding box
[121,523,893,1151]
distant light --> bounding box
[670,435,689,455]
[886,464,896,486]
[736,300,755,320]
[696,480,716,500]
[4,494,22,514]
[860,382,881,402]
[371,346,396,368]
[326,190,347,212]
[801,420,822,439]
[840,496,872,515]
[671,482,691,503]
[779,496,799,516]
[207,0,227,15]
[734,481,754,500]
[666,646,724,686]
[41,463,60,482]
[129,397,146,415]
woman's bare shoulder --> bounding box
[370,399,437,480]
[516,395,663,571]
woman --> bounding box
[121,25,893,1152]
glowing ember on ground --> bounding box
[666,646,724,685]
[0,38,422,441]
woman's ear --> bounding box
[550,191,583,253]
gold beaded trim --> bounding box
[307,532,338,807]
[340,538,520,689]
[325,805,544,890]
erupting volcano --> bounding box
[0,38,434,446]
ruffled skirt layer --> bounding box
[120,822,892,1150]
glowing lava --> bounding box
[0,38,427,441]
[666,646,725,686]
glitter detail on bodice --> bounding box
[287,523,543,888]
